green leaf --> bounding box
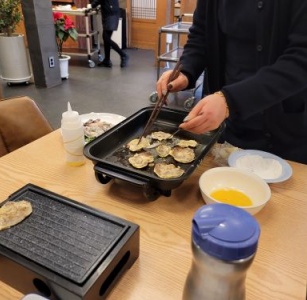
[0,0,23,36]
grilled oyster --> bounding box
[154,163,185,178]
[127,137,151,152]
[156,144,171,158]
[151,131,172,141]
[0,200,33,231]
[176,139,198,148]
[128,151,154,168]
[169,146,195,163]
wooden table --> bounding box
[0,130,306,300]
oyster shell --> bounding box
[128,151,154,168]
[0,200,32,231]
[127,137,151,152]
[151,131,172,141]
[169,146,195,163]
[176,139,198,148]
[154,163,185,179]
[156,144,171,158]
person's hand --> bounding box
[180,93,229,134]
[156,70,189,99]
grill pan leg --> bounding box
[95,172,112,184]
[143,186,171,201]
[93,165,173,200]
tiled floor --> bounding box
[1,48,199,129]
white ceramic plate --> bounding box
[80,112,125,142]
[80,112,125,126]
[228,149,292,183]
[21,294,49,300]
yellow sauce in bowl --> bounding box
[210,188,253,207]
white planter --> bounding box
[0,33,32,85]
[59,55,71,79]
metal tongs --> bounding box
[137,61,182,144]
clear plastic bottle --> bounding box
[182,203,260,300]
[61,102,85,166]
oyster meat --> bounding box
[84,119,113,141]
[154,163,185,179]
[156,144,172,158]
[176,139,198,148]
[151,131,172,141]
[0,200,33,231]
[170,146,195,163]
[128,151,154,168]
[127,137,151,152]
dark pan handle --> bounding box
[94,164,150,187]
[93,164,164,201]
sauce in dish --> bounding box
[210,188,253,207]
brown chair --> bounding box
[0,96,53,157]
[0,84,3,99]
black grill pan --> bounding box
[0,184,139,299]
[84,107,224,200]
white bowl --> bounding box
[199,167,271,215]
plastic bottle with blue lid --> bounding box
[61,102,85,166]
[182,203,260,300]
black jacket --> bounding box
[91,0,120,30]
[180,0,307,163]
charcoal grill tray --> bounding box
[0,184,139,286]
[84,107,224,199]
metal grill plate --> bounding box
[0,184,139,299]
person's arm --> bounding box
[156,71,189,100]
[156,0,207,99]
[179,92,229,134]
[223,0,307,120]
[179,0,208,89]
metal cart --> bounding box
[52,7,103,67]
[156,21,191,80]
[149,75,203,111]
[152,19,203,111]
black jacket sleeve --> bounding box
[90,0,101,9]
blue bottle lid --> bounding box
[192,203,260,261]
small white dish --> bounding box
[199,167,271,215]
[228,149,292,183]
[81,112,126,143]
[21,294,49,300]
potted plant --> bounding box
[53,12,78,79]
[0,0,32,85]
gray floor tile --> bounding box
[1,49,198,129]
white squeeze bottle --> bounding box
[61,102,86,166]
